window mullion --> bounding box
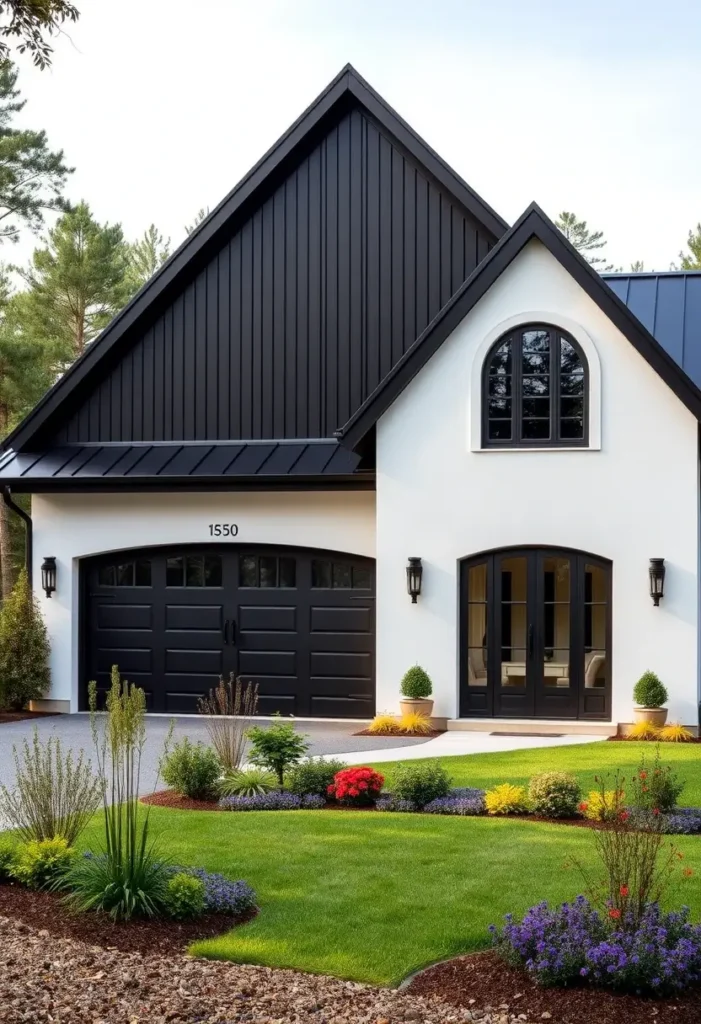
[514,331,522,444]
[551,331,560,443]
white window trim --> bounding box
[469,311,602,452]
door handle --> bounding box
[231,619,237,645]
[223,619,229,645]
[528,624,534,656]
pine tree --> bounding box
[678,224,701,270]
[555,211,614,270]
[184,206,209,236]
[0,566,51,709]
[0,63,72,243]
[125,223,171,295]
[19,200,131,364]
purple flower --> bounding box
[219,792,325,811]
[169,866,256,916]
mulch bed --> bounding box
[0,710,59,724]
[0,882,252,956]
[354,728,445,737]
[142,791,386,812]
[408,949,701,1024]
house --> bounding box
[1,65,700,733]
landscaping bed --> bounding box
[0,882,252,955]
[0,915,498,1024]
[408,949,701,1024]
[0,710,59,724]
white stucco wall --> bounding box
[32,490,376,711]
[375,240,700,725]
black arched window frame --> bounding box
[482,324,589,448]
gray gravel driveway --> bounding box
[0,714,430,795]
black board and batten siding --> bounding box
[57,109,495,445]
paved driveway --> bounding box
[0,715,431,795]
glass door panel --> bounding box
[535,554,577,718]
[466,563,488,687]
[496,554,532,716]
[580,562,609,717]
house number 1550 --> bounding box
[208,523,239,537]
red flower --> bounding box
[619,811,630,822]
[609,909,621,920]
[578,802,588,812]
[683,868,694,878]
[639,771,647,780]
[619,885,629,897]
[652,807,660,816]
[328,766,385,805]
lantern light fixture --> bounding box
[649,558,665,607]
[406,557,423,604]
[41,556,57,599]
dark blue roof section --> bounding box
[603,272,701,388]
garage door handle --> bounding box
[231,619,237,645]
[223,619,229,645]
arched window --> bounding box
[483,324,588,447]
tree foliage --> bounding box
[555,211,614,270]
[0,1,79,69]
[0,63,72,243]
[184,206,209,236]
[19,200,130,363]
[126,223,171,294]
[678,223,701,270]
[0,566,50,709]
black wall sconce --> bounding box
[406,557,423,604]
[41,556,57,598]
[649,558,665,606]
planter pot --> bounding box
[632,706,668,726]
[399,698,434,719]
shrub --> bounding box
[627,721,660,741]
[246,719,309,786]
[218,766,276,797]
[400,665,432,699]
[661,809,701,835]
[528,772,581,819]
[633,670,668,708]
[0,728,101,845]
[12,837,73,889]
[0,568,50,710]
[171,867,257,915]
[198,673,259,770]
[375,795,417,812]
[161,738,221,800]
[491,897,701,995]
[391,760,450,808]
[287,757,347,798]
[659,722,695,743]
[485,783,529,815]
[327,766,384,806]
[579,789,624,821]
[398,711,432,735]
[630,749,684,813]
[423,788,486,815]
[163,872,206,919]
[0,839,17,880]
[367,714,401,735]
[219,791,324,811]
[60,667,173,921]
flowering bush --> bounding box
[219,792,325,811]
[579,789,624,821]
[376,795,416,813]
[630,749,684,813]
[491,897,701,995]
[170,867,257,916]
[661,808,701,834]
[529,772,581,818]
[485,783,529,816]
[328,766,384,805]
[423,790,486,815]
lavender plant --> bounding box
[219,791,324,811]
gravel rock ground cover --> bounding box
[0,915,535,1024]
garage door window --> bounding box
[311,560,372,590]
[166,555,222,587]
[98,559,152,587]
[239,555,296,588]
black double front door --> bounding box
[83,545,375,717]
[460,548,611,720]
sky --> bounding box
[10,0,701,272]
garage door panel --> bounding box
[255,692,297,715]
[165,604,223,631]
[310,605,372,633]
[97,603,152,630]
[238,649,296,676]
[310,651,372,679]
[96,647,152,674]
[238,605,297,632]
[310,695,374,717]
[165,648,223,674]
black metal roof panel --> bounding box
[603,272,701,388]
[0,441,371,492]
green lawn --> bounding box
[79,741,701,985]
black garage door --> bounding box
[82,546,375,717]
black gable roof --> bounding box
[3,65,507,455]
[335,203,701,451]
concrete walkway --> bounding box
[319,729,605,765]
